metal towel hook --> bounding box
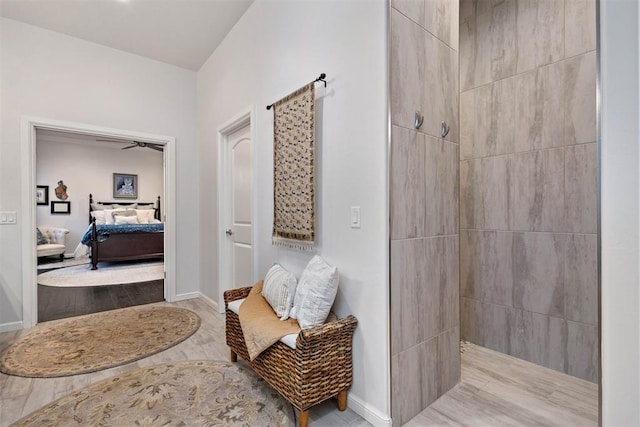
[414,111,424,130]
[441,121,450,138]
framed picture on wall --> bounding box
[36,185,49,205]
[113,173,138,199]
[51,201,70,215]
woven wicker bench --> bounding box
[224,286,358,427]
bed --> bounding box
[84,194,164,270]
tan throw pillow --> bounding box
[111,209,137,222]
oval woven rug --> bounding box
[0,306,200,378]
[37,261,164,287]
[13,361,293,427]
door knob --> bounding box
[225,229,233,236]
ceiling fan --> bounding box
[96,138,164,152]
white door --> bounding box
[225,125,253,291]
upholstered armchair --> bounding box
[37,227,69,260]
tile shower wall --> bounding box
[389,1,460,424]
[459,0,598,382]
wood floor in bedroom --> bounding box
[37,280,164,322]
[1,299,598,426]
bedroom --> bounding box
[34,129,166,321]
[0,1,638,426]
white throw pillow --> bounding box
[135,209,155,224]
[262,264,298,320]
[290,255,339,329]
[103,209,116,225]
[90,210,106,225]
[114,215,139,225]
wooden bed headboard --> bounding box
[89,194,161,224]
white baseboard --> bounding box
[174,291,201,301]
[0,320,24,333]
[174,292,219,312]
[348,393,392,427]
[196,292,219,311]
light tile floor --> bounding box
[406,343,598,426]
[0,299,367,427]
[0,299,598,426]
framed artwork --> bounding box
[113,173,138,199]
[51,201,71,215]
[36,185,49,205]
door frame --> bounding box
[217,106,257,313]
[21,116,177,328]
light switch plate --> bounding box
[0,211,17,224]
[350,206,361,228]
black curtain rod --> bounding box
[266,73,327,110]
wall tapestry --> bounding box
[271,82,315,250]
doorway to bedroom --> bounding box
[31,126,171,323]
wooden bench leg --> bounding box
[337,390,347,411]
[298,410,309,427]
[230,349,237,362]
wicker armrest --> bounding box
[297,315,358,349]
[223,286,253,309]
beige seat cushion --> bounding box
[37,244,66,257]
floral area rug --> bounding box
[0,306,200,378]
[12,361,293,427]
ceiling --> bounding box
[0,0,253,71]
[36,129,163,153]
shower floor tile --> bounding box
[405,343,598,426]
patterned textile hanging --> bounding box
[271,82,315,250]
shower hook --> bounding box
[441,121,450,138]
[414,111,424,130]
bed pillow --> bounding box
[289,255,339,329]
[261,264,298,320]
[103,209,116,225]
[111,209,136,221]
[113,203,138,209]
[90,210,107,225]
[91,203,110,211]
[135,209,155,224]
[36,228,48,245]
[114,215,139,225]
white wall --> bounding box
[197,1,390,424]
[0,18,199,327]
[36,137,163,254]
[600,0,640,424]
